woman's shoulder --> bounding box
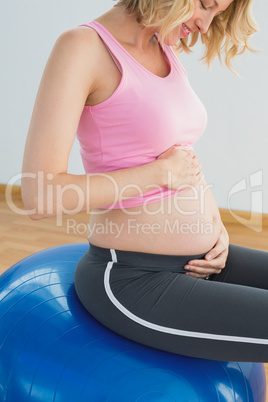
[49,24,107,84]
[55,25,102,55]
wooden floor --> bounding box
[1,196,268,398]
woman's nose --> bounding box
[195,16,213,34]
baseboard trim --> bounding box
[219,209,267,229]
[0,184,22,199]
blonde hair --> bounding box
[115,0,259,72]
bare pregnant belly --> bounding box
[87,177,222,255]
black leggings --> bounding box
[74,243,268,362]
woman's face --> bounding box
[164,0,234,45]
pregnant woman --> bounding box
[22,0,268,361]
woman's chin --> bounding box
[163,31,184,46]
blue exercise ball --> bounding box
[0,243,266,401]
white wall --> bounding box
[1,0,267,213]
[181,1,268,214]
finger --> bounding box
[185,259,225,270]
[196,169,203,180]
[191,172,202,185]
[185,266,222,275]
[192,155,200,164]
[192,162,202,173]
[203,248,226,264]
[176,145,188,152]
[204,237,228,261]
[194,171,204,184]
[185,258,221,268]
[205,248,223,260]
[185,262,211,271]
[185,272,207,279]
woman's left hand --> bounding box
[184,222,229,279]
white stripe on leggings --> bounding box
[103,249,268,345]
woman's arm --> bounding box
[22,27,95,218]
[22,28,202,220]
[22,28,162,219]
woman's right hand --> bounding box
[157,145,203,190]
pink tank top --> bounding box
[76,21,207,209]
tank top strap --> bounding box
[78,21,180,80]
[162,43,189,80]
[78,21,135,73]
